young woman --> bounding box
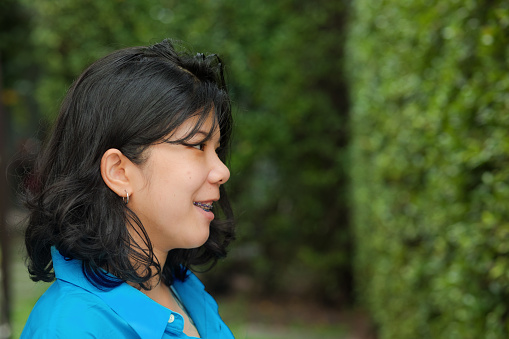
[21,39,235,338]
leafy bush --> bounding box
[347,1,509,337]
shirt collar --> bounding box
[172,270,227,338]
[51,247,180,339]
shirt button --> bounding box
[169,314,175,323]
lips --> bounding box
[193,201,213,212]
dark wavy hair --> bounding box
[24,39,235,289]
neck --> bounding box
[147,247,168,289]
[123,245,169,290]
[152,247,168,272]
[127,224,170,287]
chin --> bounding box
[184,232,210,250]
[195,234,210,248]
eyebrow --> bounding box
[191,130,221,147]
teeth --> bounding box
[193,202,213,212]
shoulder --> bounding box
[21,280,137,338]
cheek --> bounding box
[184,167,208,186]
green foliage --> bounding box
[0,0,39,148]
[8,0,350,303]
[347,0,509,337]
[204,0,351,303]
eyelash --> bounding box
[181,141,221,154]
[180,141,207,151]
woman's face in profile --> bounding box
[128,113,230,254]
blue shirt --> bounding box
[21,247,234,338]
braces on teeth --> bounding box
[194,202,213,212]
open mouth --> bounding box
[193,202,213,212]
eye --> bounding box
[190,143,206,151]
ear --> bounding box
[100,148,136,198]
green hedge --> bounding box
[347,1,509,338]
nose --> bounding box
[209,155,230,185]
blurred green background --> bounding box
[1,0,509,338]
